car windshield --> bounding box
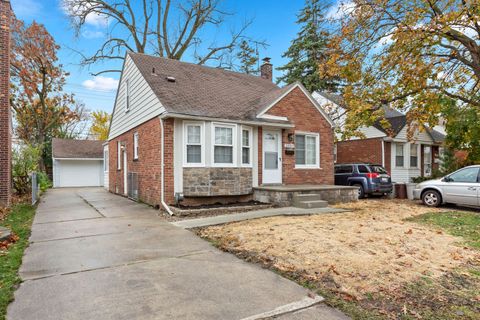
[370,165,388,174]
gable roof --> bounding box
[428,128,446,143]
[315,92,447,143]
[373,114,407,136]
[52,138,104,159]
[130,53,279,121]
[372,110,445,143]
[256,82,334,126]
[315,91,344,107]
[128,53,332,126]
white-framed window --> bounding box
[212,123,237,167]
[104,149,109,172]
[184,122,204,166]
[295,132,320,168]
[241,126,252,166]
[117,141,121,170]
[125,79,130,112]
[410,143,418,168]
[395,143,404,167]
[133,132,139,160]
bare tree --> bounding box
[59,102,91,139]
[63,0,259,75]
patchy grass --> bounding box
[0,204,35,320]
[408,211,480,249]
[197,200,480,319]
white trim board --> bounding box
[161,112,294,128]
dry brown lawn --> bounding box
[198,200,480,306]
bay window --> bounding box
[242,127,252,166]
[213,124,236,166]
[295,132,319,168]
[184,122,203,166]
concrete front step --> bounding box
[292,193,322,202]
[295,200,329,209]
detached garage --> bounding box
[52,138,105,188]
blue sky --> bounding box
[11,0,340,115]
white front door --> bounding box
[263,129,282,184]
[123,150,128,196]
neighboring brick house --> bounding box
[0,0,12,207]
[313,92,445,183]
[108,53,335,211]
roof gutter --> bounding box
[159,117,174,216]
[160,112,295,128]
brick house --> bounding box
[314,92,445,183]
[0,0,12,207]
[107,53,335,211]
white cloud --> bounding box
[378,28,397,46]
[82,30,105,39]
[61,1,109,28]
[82,76,119,92]
[11,0,42,18]
[326,1,356,20]
[84,12,109,28]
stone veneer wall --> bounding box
[183,168,252,196]
[254,187,358,207]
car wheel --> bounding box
[422,190,441,207]
[354,184,365,199]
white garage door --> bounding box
[56,160,104,187]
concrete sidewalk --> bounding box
[8,188,349,320]
[172,206,348,229]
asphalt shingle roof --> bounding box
[52,138,104,159]
[129,53,287,122]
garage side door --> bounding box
[57,160,103,187]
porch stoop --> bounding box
[253,185,358,207]
[292,194,329,209]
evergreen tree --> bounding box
[277,0,337,93]
[237,40,258,75]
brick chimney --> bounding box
[260,57,272,81]
[0,0,12,207]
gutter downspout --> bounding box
[160,117,174,216]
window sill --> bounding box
[133,158,139,162]
[294,166,321,170]
[212,163,237,168]
[183,163,205,168]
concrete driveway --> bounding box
[7,188,348,320]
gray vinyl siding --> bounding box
[108,55,165,140]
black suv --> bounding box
[334,163,393,198]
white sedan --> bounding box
[413,165,480,207]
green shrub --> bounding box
[12,144,40,195]
[37,172,52,192]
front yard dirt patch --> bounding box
[196,199,480,319]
